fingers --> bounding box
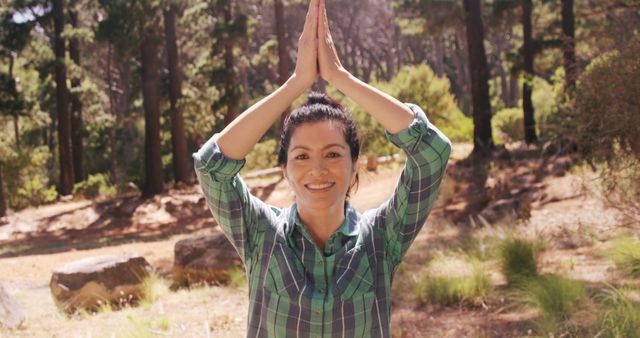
[302,0,319,37]
[319,0,328,38]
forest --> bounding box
[1,0,640,336]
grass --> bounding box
[499,238,540,285]
[412,253,491,306]
[139,271,170,309]
[519,274,587,335]
[595,284,640,338]
[605,235,640,277]
[226,265,247,288]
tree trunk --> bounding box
[522,0,538,144]
[222,3,239,127]
[561,0,577,90]
[274,0,291,136]
[140,27,164,196]
[69,5,84,182]
[9,53,20,150]
[164,4,190,185]
[106,44,118,184]
[509,73,519,107]
[53,0,75,195]
[434,35,445,77]
[463,0,493,156]
[0,164,6,217]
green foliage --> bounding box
[72,173,117,199]
[242,139,278,172]
[492,108,523,143]
[520,275,587,335]
[335,64,470,156]
[499,238,539,285]
[595,285,640,338]
[605,236,640,278]
[226,265,247,288]
[412,254,491,306]
[3,146,58,209]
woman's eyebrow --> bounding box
[289,144,347,152]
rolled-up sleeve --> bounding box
[375,103,452,268]
[193,134,275,264]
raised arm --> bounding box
[216,0,320,160]
[317,0,413,134]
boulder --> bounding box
[172,232,242,287]
[0,283,25,329]
[50,253,151,313]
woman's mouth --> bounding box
[305,182,335,191]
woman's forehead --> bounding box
[289,120,348,149]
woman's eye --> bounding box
[294,154,308,160]
[327,152,341,158]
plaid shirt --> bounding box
[194,104,451,338]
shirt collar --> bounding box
[285,202,360,238]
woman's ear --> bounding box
[280,164,288,180]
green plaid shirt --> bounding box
[194,104,451,338]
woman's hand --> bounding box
[292,0,319,88]
[318,0,347,83]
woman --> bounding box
[194,0,452,336]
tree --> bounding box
[561,0,577,90]
[164,2,190,185]
[0,163,6,217]
[521,0,537,144]
[53,0,75,194]
[462,0,493,156]
[69,1,84,182]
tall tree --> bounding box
[521,0,537,143]
[463,0,493,156]
[0,163,5,217]
[210,0,247,127]
[140,6,164,196]
[69,2,84,182]
[561,0,577,90]
[53,0,75,194]
[164,2,190,185]
[274,0,291,135]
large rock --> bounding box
[0,283,25,329]
[50,253,151,313]
[172,232,242,287]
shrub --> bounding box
[72,173,117,199]
[499,238,539,285]
[3,146,58,209]
[242,138,278,173]
[412,254,491,306]
[520,275,587,335]
[605,236,640,277]
[595,285,640,338]
[492,108,524,143]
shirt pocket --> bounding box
[334,245,375,301]
[263,241,306,298]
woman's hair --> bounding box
[278,91,360,197]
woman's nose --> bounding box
[310,159,329,176]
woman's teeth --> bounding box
[306,183,334,190]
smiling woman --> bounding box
[193,0,451,336]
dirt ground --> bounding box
[0,143,636,337]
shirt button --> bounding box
[319,288,325,293]
[319,260,324,266]
[315,309,321,315]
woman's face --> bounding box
[282,120,358,212]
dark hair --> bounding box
[278,91,360,197]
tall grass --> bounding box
[595,285,640,338]
[412,254,491,306]
[139,272,170,309]
[499,238,540,285]
[606,236,640,277]
[520,275,587,335]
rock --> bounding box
[50,253,152,313]
[551,156,573,177]
[172,232,242,287]
[0,283,25,329]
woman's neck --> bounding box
[297,202,345,252]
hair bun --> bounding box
[306,91,331,105]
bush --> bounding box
[595,285,640,338]
[73,173,117,199]
[499,238,540,285]
[574,37,640,218]
[330,63,471,157]
[521,275,587,335]
[242,138,278,173]
[492,108,524,143]
[412,254,491,306]
[605,236,640,277]
[3,146,58,209]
